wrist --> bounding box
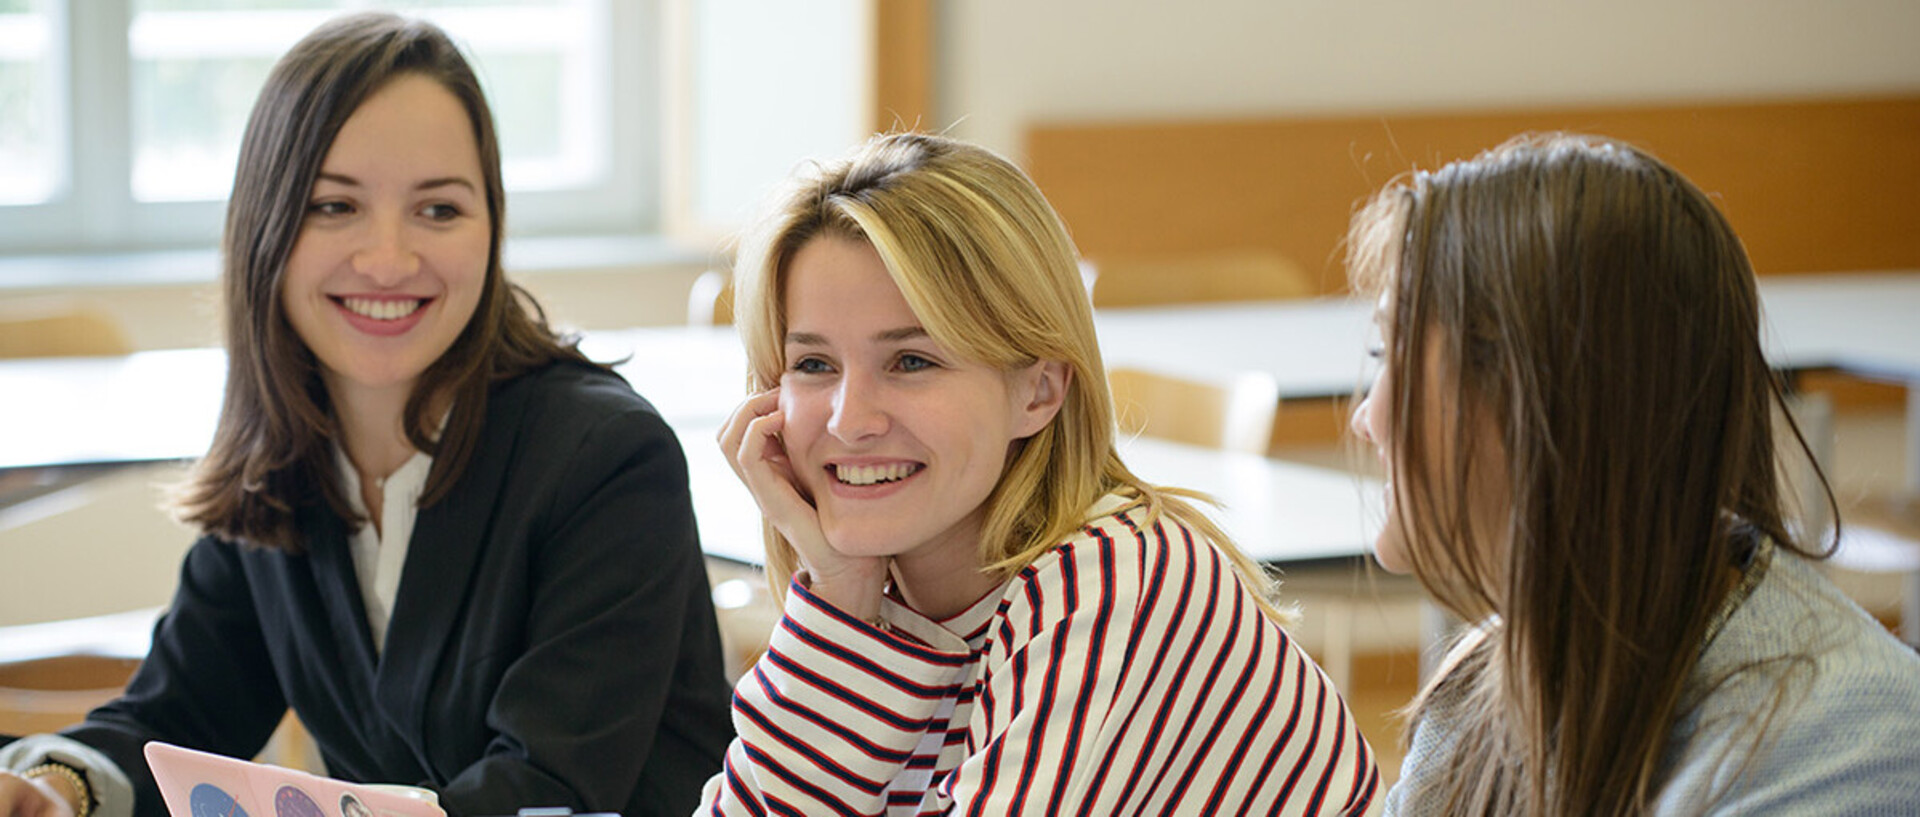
[798,565,890,624]
[24,762,92,817]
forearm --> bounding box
[703,584,971,813]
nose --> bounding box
[827,370,889,442]
[1349,390,1375,445]
[350,215,420,285]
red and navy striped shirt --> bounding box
[702,496,1382,815]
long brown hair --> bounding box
[1346,133,1836,814]
[175,12,596,552]
[733,133,1287,620]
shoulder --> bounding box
[1696,549,1920,693]
[491,362,674,452]
[994,499,1240,644]
[1660,550,1920,809]
[495,360,657,425]
[1017,499,1197,592]
[479,362,687,507]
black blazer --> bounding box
[68,362,734,817]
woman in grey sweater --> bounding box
[1345,132,1920,815]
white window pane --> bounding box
[129,53,280,201]
[0,2,61,206]
[128,7,338,202]
[425,2,609,193]
[128,1,606,204]
[689,0,870,229]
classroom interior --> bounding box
[4,0,1918,788]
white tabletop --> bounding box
[681,421,1380,567]
[1753,272,1920,381]
[0,348,225,470]
[7,271,1912,471]
[1095,297,1374,399]
[1092,270,1920,398]
[0,327,747,471]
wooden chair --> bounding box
[0,611,324,771]
[706,557,780,685]
[0,300,133,358]
[0,654,140,736]
[1108,367,1280,456]
[686,270,735,326]
[1083,249,1314,308]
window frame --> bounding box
[0,0,659,256]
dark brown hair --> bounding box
[1346,133,1836,813]
[175,12,596,551]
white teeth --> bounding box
[835,463,918,486]
[341,297,423,321]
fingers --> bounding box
[718,389,782,480]
[735,411,818,540]
[0,773,75,817]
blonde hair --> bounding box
[734,133,1284,619]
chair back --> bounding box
[0,654,140,735]
[686,270,735,326]
[0,301,133,358]
[1108,366,1280,455]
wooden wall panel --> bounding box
[1027,96,1920,294]
[874,0,933,132]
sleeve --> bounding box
[435,406,732,817]
[699,581,975,815]
[0,735,136,817]
[61,535,291,817]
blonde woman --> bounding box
[1347,134,1920,814]
[706,133,1380,814]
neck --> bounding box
[889,535,1002,621]
[329,377,429,485]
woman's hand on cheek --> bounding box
[720,390,889,620]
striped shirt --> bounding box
[702,496,1382,815]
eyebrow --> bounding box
[314,172,479,194]
[786,326,929,346]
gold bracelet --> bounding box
[24,762,93,817]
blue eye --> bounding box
[790,356,832,374]
[896,353,936,372]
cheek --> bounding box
[279,265,322,340]
[776,383,827,450]
[441,236,491,292]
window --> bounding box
[0,1,58,211]
[0,0,654,254]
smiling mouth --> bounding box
[831,463,923,486]
[335,296,429,321]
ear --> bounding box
[1009,359,1072,439]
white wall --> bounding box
[936,0,1920,158]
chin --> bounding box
[1370,531,1413,574]
[817,515,907,556]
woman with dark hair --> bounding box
[1347,133,1920,814]
[0,13,731,817]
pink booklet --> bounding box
[144,742,446,817]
